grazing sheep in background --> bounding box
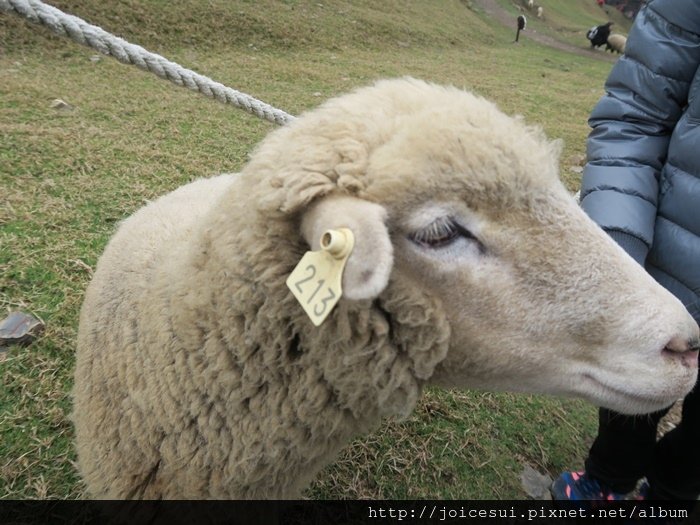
[527,0,534,8]
[73,78,700,499]
[606,33,627,54]
[537,6,543,18]
[587,21,613,48]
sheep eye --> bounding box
[410,217,462,248]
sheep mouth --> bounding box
[580,373,681,413]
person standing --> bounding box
[552,0,700,501]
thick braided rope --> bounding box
[0,0,296,125]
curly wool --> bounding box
[73,79,466,499]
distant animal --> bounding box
[587,21,613,48]
[527,0,534,8]
[537,6,543,18]
[606,33,627,54]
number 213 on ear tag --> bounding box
[287,228,355,326]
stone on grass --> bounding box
[0,311,45,349]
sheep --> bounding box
[606,33,627,54]
[73,78,700,499]
[526,0,534,9]
[536,6,543,18]
[586,21,613,48]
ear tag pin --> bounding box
[287,228,354,326]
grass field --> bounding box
[502,0,632,48]
[1,0,621,499]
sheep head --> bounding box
[241,78,699,417]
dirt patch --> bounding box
[472,0,615,62]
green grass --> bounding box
[1,0,615,499]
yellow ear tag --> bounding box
[286,228,355,326]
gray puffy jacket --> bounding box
[580,0,700,323]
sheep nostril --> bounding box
[662,337,699,368]
[665,336,690,353]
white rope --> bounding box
[0,0,296,126]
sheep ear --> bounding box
[301,195,393,300]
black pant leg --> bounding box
[585,406,670,493]
[648,381,700,500]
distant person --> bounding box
[552,0,700,501]
[515,14,526,43]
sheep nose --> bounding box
[662,336,700,368]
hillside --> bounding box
[489,0,633,50]
[2,0,496,52]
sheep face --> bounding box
[279,79,699,417]
[392,195,697,416]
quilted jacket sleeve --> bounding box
[580,0,700,264]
